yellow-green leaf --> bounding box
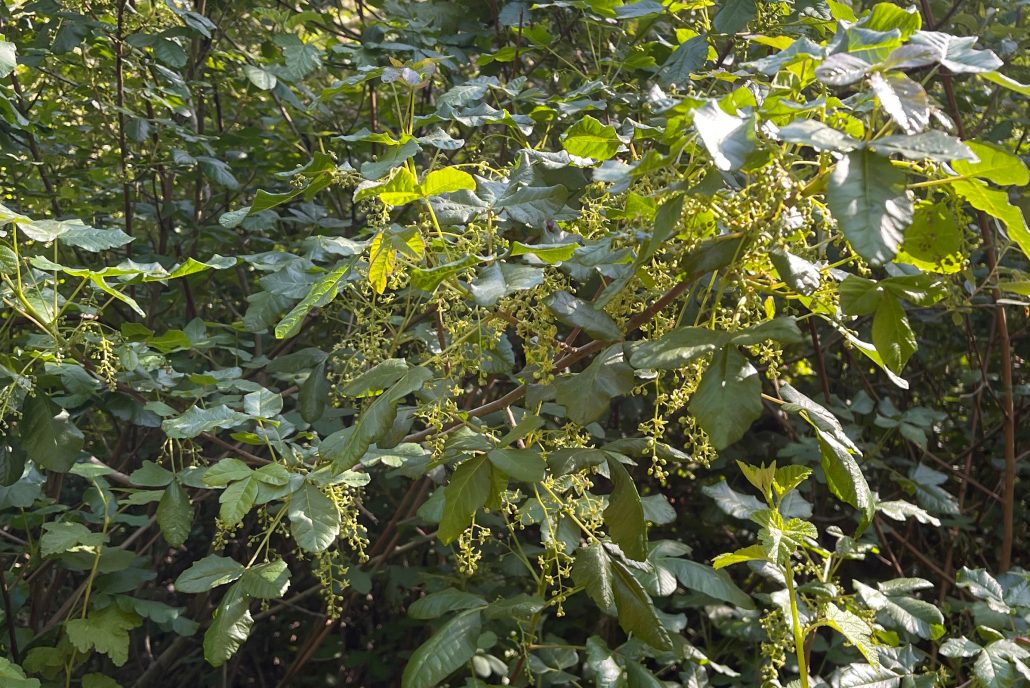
[562,115,621,161]
[420,167,475,197]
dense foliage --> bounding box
[0,0,1028,686]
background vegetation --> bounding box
[0,0,1027,686]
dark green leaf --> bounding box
[157,481,193,548]
[487,447,546,483]
[299,361,329,423]
[401,610,481,688]
[240,560,291,599]
[175,554,246,593]
[572,542,616,613]
[826,149,914,266]
[611,558,673,650]
[554,345,634,424]
[713,0,756,34]
[689,347,763,450]
[439,456,492,543]
[20,394,83,472]
[658,36,708,87]
[408,589,487,620]
[288,482,340,552]
[604,456,648,561]
[203,583,253,667]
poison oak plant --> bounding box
[0,0,1027,686]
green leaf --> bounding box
[771,249,821,294]
[815,53,871,86]
[288,482,340,552]
[408,589,487,620]
[142,255,237,281]
[153,37,187,67]
[586,635,624,688]
[203,459,254,487]
[341,358,410,397]
[658,36,708,87]
[895,201,965,273]
[360,140,420,181]
[59,223,134,251]
[420,167,476,196]
[693,100,756,171]
[82,674,121,688]
[66,606,141,667]
[0,657,40,688]
[630,327,727,370]
[562,115,621,161]
[20,394,84,472]
[554,345,634,425]
[826,149,914,266]
[572,542,616,613]
[953,142,1030,186]
[972,640,1030,688]
[203,583,253,667]
[322,366,432,471]
[712,543,771,569]
[823,602,879,666]
[667,559,754,608]
[981,71,1030,97]
[688,347,763,450]
[401,609,481,688]
[713,0,756,34]
[239,559,291,599]
[774,465,812,496]
[129,461,174,487]
[410,255,477,292]
[862,3,920,38]
[738,461,777,502]
[275,259,356,339]
[0,442,25,487]
[604,456,648,561]
[854,580,945,640]
[367,224,425,293]
[510,241,579,264]
[868,131,975,161]
[219,475,258,526]
[157,481,193,548]
[243,64,277,90]
[487,447,546,483]
[778,119,861,152]
[469,262,545,307]
[872,295,916,373]
[175,554,246,593]
[439,455,492,543]
[496,184,570,227]
[244,388,283,418]
[911,31,1002,74]
[611,558,673,651]
[545,291,622,341]
[299,361,329,423]
[869,72,929,135]
[40,521,105,557]
[162,405,250,440]
[818,431,875,521]
[729,317,805,346]
[357,166,420,205]
[950,178,1030,260]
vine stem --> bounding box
[784,562,810,688]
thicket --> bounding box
[0,0,1027,686]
